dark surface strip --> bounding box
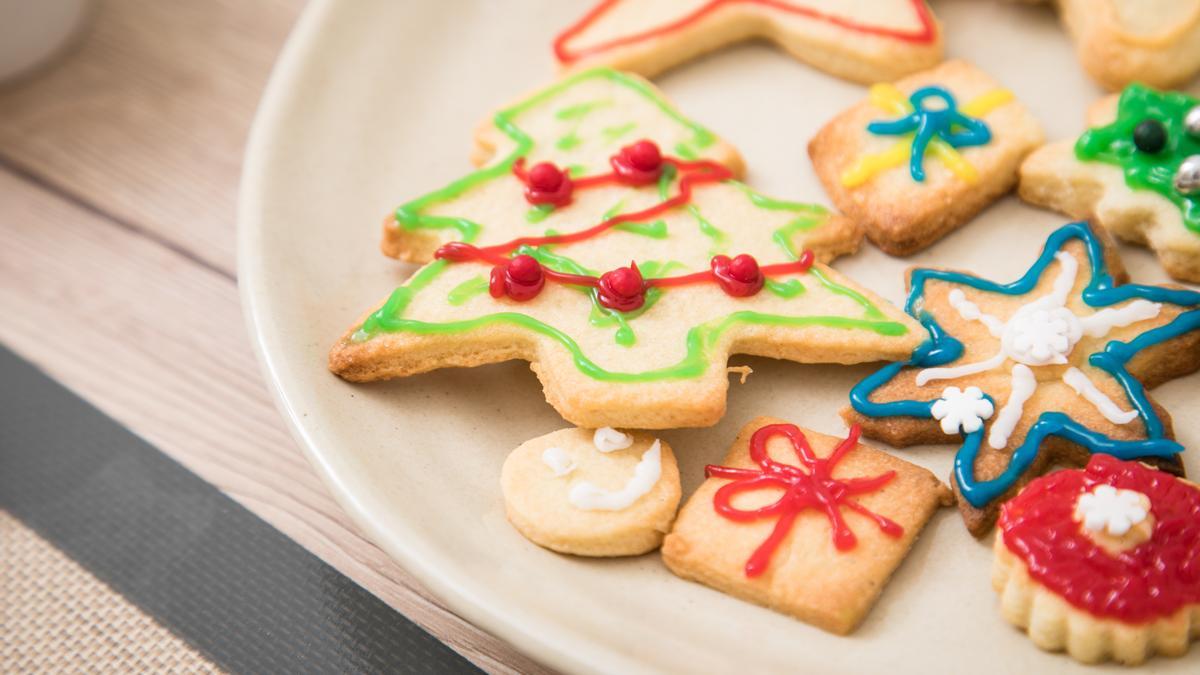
[0,344,480,674]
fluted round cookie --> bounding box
[992,455,1200,665]
[501,427,680,556]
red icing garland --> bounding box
[999,454,1200,624]
[705,424,901,578]
[554,0,938,65]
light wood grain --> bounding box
[0,1,548,672]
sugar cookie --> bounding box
[502,427,681,556]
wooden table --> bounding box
[0,2,545,672]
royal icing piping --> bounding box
[988,364,1036,449]
[1062,367,1138,425]
[593,427,633,452]
[931,386,993,435]
[842,84,1013,187]
[541,446,577,476]
[705,424,901,577]
[1073,484,1149,537]
[568,439,661,511]
[849,222,1200,508]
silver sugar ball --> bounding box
[1186,105,1200,138]
[1176,155,1200,195]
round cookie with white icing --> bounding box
[993,455,1200,665]
[501,427,681,556]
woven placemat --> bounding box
[1,510,223,673]
[0,344,482,674]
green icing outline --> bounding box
[1075,83,1200,234]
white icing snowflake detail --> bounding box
[1074,484,1150,537]
[930,386,994,435]
[917,252,1160,449]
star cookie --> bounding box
[553,0,942,83]
[662,417,950,635]
[993,455,1200,664]
[844,222,1200,535]
[809,60,1044,256]
[329,68,923,429]
[502,427,681,556]
[1020,84,1200,283]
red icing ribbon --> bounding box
[554,0,938,65]
[436,245,815,307]
[611,140,664,185]
[999,454,1200,624]
[705,423,901,578]
[489,254,545,301]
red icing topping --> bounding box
[520,161,574,206]
[999,454,1200,624]
[705,424,902,577]
[554,0,938,65]
[490,254,546,301]
[611,140,664,185]
[711,254,764,296]
[598,263,646,311]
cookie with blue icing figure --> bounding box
[842,222,1200,535]
[808,59,1044,256]
[1020,84,1200,283]
[502,426,681,556]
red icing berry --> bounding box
[490,254,545,301]
[711,254,764,297]
[523,161,573,206]
[611,140,664,185]
[597,262,646,311]
[999,454,1200,623]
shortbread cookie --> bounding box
[553,0,942,84]
[844,221,1200,535]
[661,417,950,635]
[502,427,681,556]
[329,67,924,429]
[809,60,1044,256]
[1017,0,1200,91]
[1020,84,1200,283]
[993,455,1200,665]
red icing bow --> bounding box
[611,140,664,185]
[490,254,545,301]
[706,423,901,577]
[598,262,647,311]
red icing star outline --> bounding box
[706,423,902,577]
[555,0,938,65]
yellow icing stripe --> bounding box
[868,83,912,116]
[840,141,909,188]
[928,140,978,183]
[960,89,1014,118]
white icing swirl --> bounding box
[541,446,576,476]
[569,440,661,511]
[593,427,633,453]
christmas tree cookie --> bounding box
[1021,84,1200,283]
[808,60,1044,256]
[993,455,1200,664]
[329,68,923,429]
[552,0,942,84]
[844,222,1200,535]
[662,417,950,635]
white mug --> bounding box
[0,0,93,84]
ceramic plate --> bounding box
[239,1,1200,672]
